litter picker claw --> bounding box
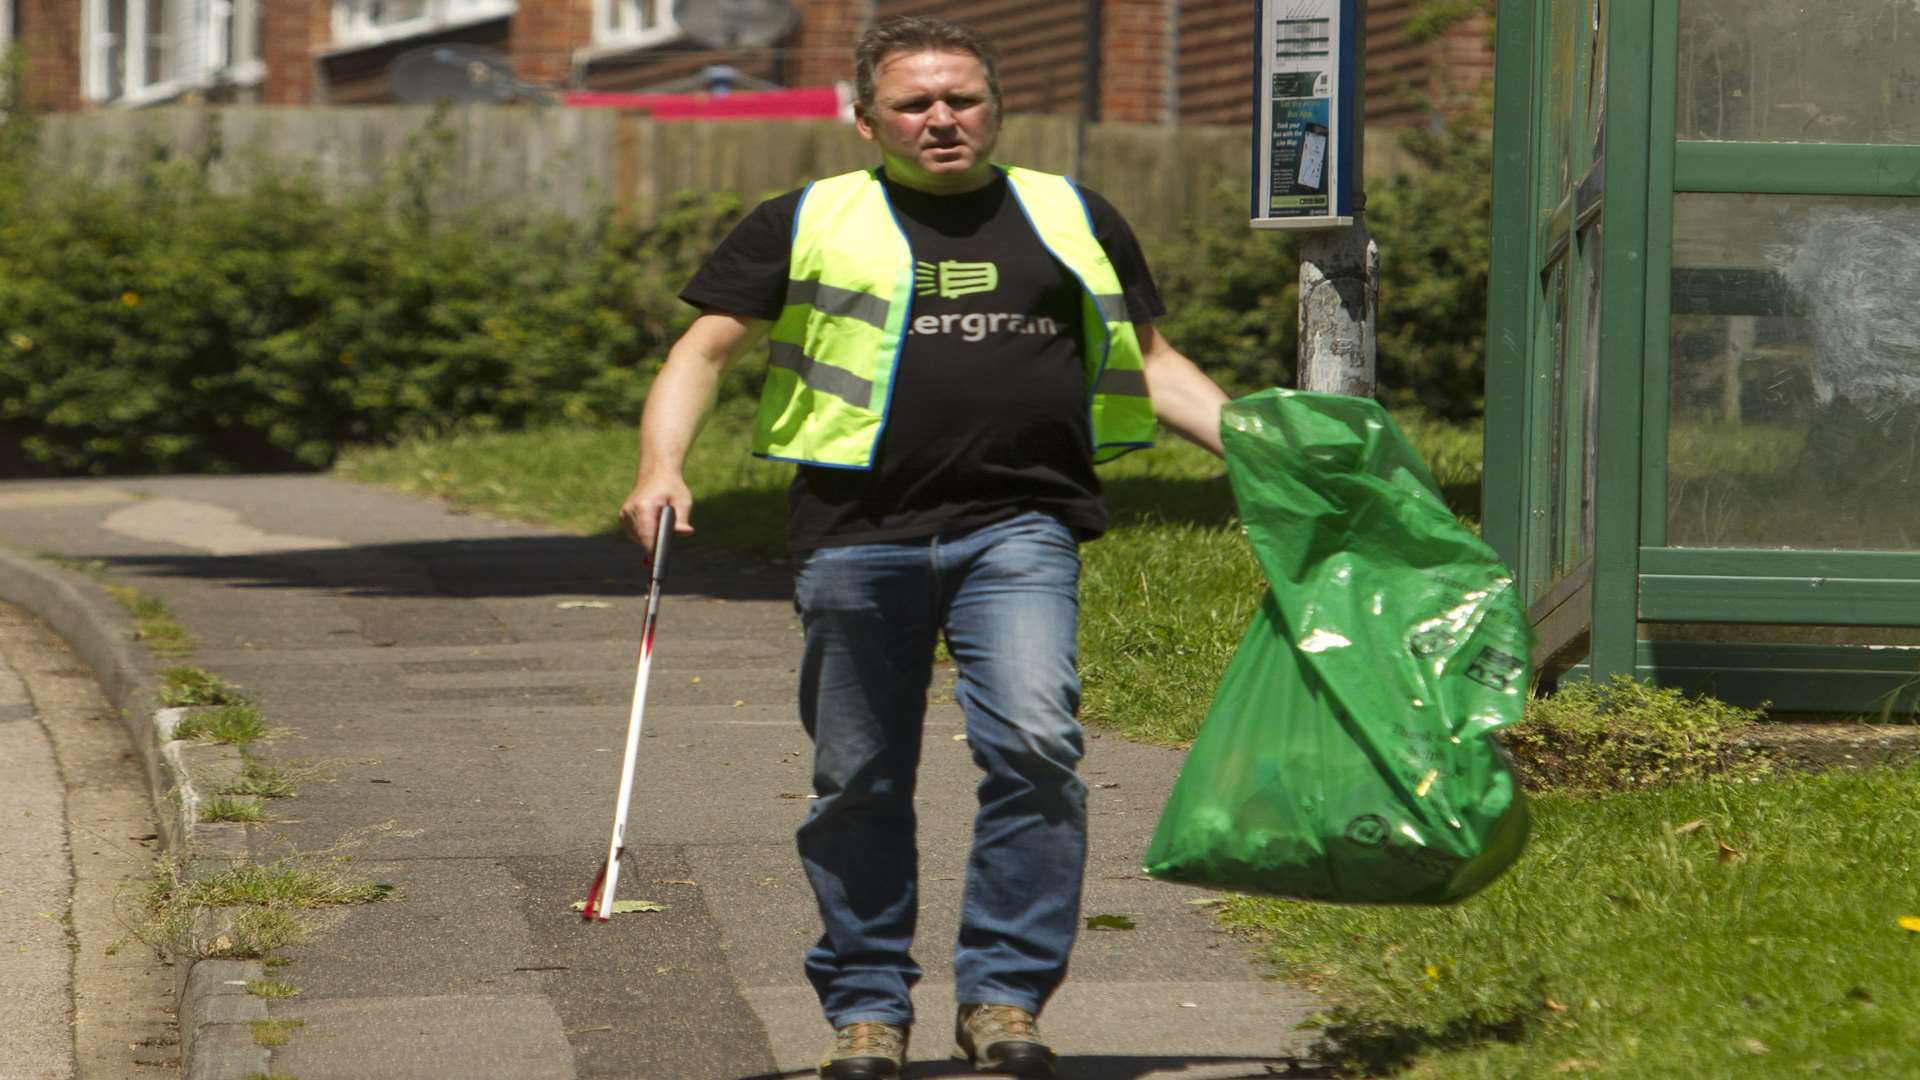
[584,505,673,922]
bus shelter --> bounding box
[1484,0,1920,711]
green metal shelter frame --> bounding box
[1485,0,1920,711]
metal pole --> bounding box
[1297,0,1376,398]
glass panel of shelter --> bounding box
[1669,0,1920,552]
[1528,0,1605,601]
[1677,0,1920,145]
[1667,192,1920,551]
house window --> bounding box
[594,0,680,49]
[83,0,264,105]
[329,0,516,50]
[1,0,15,56]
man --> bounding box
[619,16,1228,1079]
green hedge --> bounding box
[1,106,1492,476]
[0,122,740,474]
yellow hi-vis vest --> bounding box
[751,165,1155,468]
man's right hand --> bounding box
[618,480,693,559]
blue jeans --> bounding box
[792,511,1088,1028]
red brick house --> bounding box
[8,0,1488,125]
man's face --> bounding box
[855,49,1000,194]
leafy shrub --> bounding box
[1151,113,1493,417]
[1507,675,1771,793]
[0,135,743,475]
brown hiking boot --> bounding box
[952,1003,1055,1077]
[818,1021,909,1080]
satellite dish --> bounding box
[388,44,556,106]
[673,0,797,49]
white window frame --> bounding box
[326,0,517,53]
[82,0,265,107]
[1,0,15,56]
[591,0,681,52]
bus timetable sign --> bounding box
[1251,0,1360,230]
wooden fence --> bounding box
[33,106,1415,245]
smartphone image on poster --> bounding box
[1294,122,1329,194]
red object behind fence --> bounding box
[565,85,847,121]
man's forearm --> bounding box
[1140,336,1230,458]
[636,342,729,482]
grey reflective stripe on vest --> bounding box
[785,279,891,330]
[1092,292,1130,324]
[768,341,875,408]
[1093,366,1149,398]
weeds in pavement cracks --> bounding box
[200,796,272,824]
[245,980,302,999]
[250,1018,305,1048]
[103,582,195,657]
[222,758,307,799]
[34,553,198,657]
[158,665,246,707]
[172,702,268,744]
[140,847,396,960]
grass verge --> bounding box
[34,554,196,657]
[1223,764,1920,1077]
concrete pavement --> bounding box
[0,474,1319,1080]
[0,628,74,1080]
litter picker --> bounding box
[584,505,673,922]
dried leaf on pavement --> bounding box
[569,899,667,914]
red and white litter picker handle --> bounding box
[584,504,673,922]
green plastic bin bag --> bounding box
[1142,389,1531,904]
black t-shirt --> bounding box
[680,168,1166,552]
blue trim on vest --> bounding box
[791,179,815,247]
[1002,169,1115,448]
[861,167,915,473]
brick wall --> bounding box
[1173,0,1247,125]
[1098,0,1167,123]
[878,0,1092,118]
[17,0,82,111]
[786,0,865,89]
[262,0,330,105]
[509,0,590,85]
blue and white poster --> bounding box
[1252,0,1359,229]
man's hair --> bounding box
[853,16,1003,120]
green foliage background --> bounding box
[2,93,1494,475]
